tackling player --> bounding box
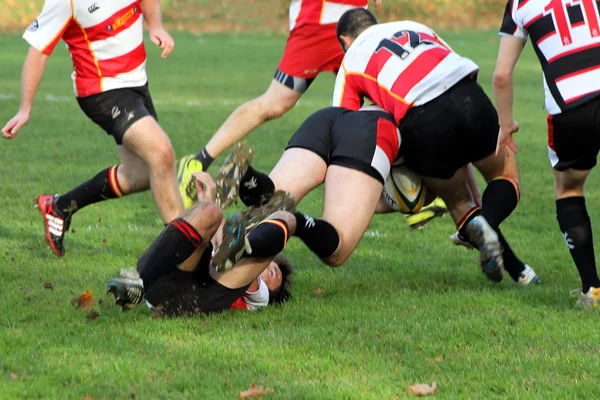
[1,0,182,256]
[106,172,294,316]
[211,107,540,286]
[331,10,533,283]
[494,0,600,306]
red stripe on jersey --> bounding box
[346,74,411,123]
[42,19,73,56]
[517,0,530,9]
[97,43,146,78]
[536,30,556,45]
[391,47,451,99]
[524,13,544,29]
[84,2,142,42]
[230,297,248,310]
[364,48,393,78]
[547,41,600,63]
[564,88,600,103]
[66,20,103,97]
[556,64,600,82]
[376,118,400,164]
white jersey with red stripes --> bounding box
[332,21,479,124]
[23,0,147,98]
[289,0,368,31]
[500,0,600,115]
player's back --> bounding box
[501,0,600,114]
[334,21,479,124]
[289,0,368,30]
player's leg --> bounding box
[107,201,222,308]
[548,100,600,306]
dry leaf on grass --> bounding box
[71,289,93,310]
[314,288,325,296]
[43,282,55,290]
[9,373,18,380]
[239,384,274,399]
[406,382,438,396]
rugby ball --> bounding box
[382,164,426,214]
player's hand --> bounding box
[193,171,216,203]
[373,0,383,6]
[2,111,30,139]
[495,120,519,156]
[211,219,225,252]
[149,27,174,58]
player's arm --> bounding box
[493,0,527,155]
[2,0,71,139]
[332,64,363,110]
[141,0,174,58]
[2,48,49,139]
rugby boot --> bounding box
[106,269,144,311]
[177,155,204,210]
[243,190,296,232]
[212,212,249,272]
[36,194,71,257]
[570,287,600,309]
[405,197,448,230]
[215,141,254,208]
[466,215,504,282]
[515,264,541,286]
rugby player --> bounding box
[494,0,600,306]
[212,107,540,286]
[1,0,182,256]
[330,9,535,283]
[106,172,294,316]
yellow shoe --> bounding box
[571,287,600,308]
[177,155,204,210]
[405,197,448,230]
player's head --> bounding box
[260,254,294,305]
[337,8,378,52]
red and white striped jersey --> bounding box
[23,0,147,98]
[288,0,368,31]
[332,21,479,124]
[500,0,600,115]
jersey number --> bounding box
[375,30,436,59]
[544,0,600,46]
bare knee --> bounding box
[151,142,175,170]
[184,201,223,237]
[267,211,297,234]
[323,251,349,268]
[255,93,297,122]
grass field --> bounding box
[1,30,600,399]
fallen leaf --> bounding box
[98,298,103,305]
[102,238,107,243]
[71,228,76,234]
[9,373,18,380]
[434,356,443,363]
[406,382,437,396]
[314,288,325,296]
[43,282,55,290]
[239,384,274,399]
[86,310,100,321]
[72,289,93,310]
[84,397,96,400]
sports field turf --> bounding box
[1,30,600,399]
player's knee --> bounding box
[323,253,348,268]
[259,96,296,121]
[152,142,176,171]
[185,202,223,232]
[269,211,296,234]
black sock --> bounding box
[244,219,289,258]
[497,228,525,281]
[293,212,340,259]
[193,147,215,170]
[239,165,275,207]
[556,197,600,292]
[137,219,203,289]
[54,166,123,217]
[480,178,519,230]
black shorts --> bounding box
[285,107,400,183]
[77,83,158,145]
[398,78,499,179]
[548,97,600,171]
[143,245,249,317]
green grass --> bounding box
[1,31,600,399]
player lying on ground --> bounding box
[212,107,539,286]
[331,9,535,283]
[494,0,600,306]
[106,172,293,316]
[1,0,182,257]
